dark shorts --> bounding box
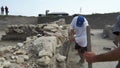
[75,42,87,53]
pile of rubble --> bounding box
[0,36,68,68]
[0,19,71,68]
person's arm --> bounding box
[68,29,75,42]
[70,29,75,36]
[84,46,120,63]
[69,17,76,41]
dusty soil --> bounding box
[0,29,118,68]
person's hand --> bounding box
[84,52,96,63]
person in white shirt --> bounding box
[69,15,89,64]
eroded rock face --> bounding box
[102,25,115,40]
[1,18,67,41]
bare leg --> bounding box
[78,49,85,63]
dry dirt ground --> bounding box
[0,29,118,68]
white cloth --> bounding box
[70,16,89,47]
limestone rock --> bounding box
[56,53,66,62]
[3,61,11,68]
[37,56,51,65]
[13,49,27,55]
[17,43,23,47]
[33,36,57,54]
[38,49,53,58]
[16,57,24,64]
[0,57,5,62]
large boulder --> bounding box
[102,25,115,40]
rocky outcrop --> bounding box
[102,25,115,40]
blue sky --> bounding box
[0,0,120,16]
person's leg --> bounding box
[75,43,86,64]
[78,49,85,63]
